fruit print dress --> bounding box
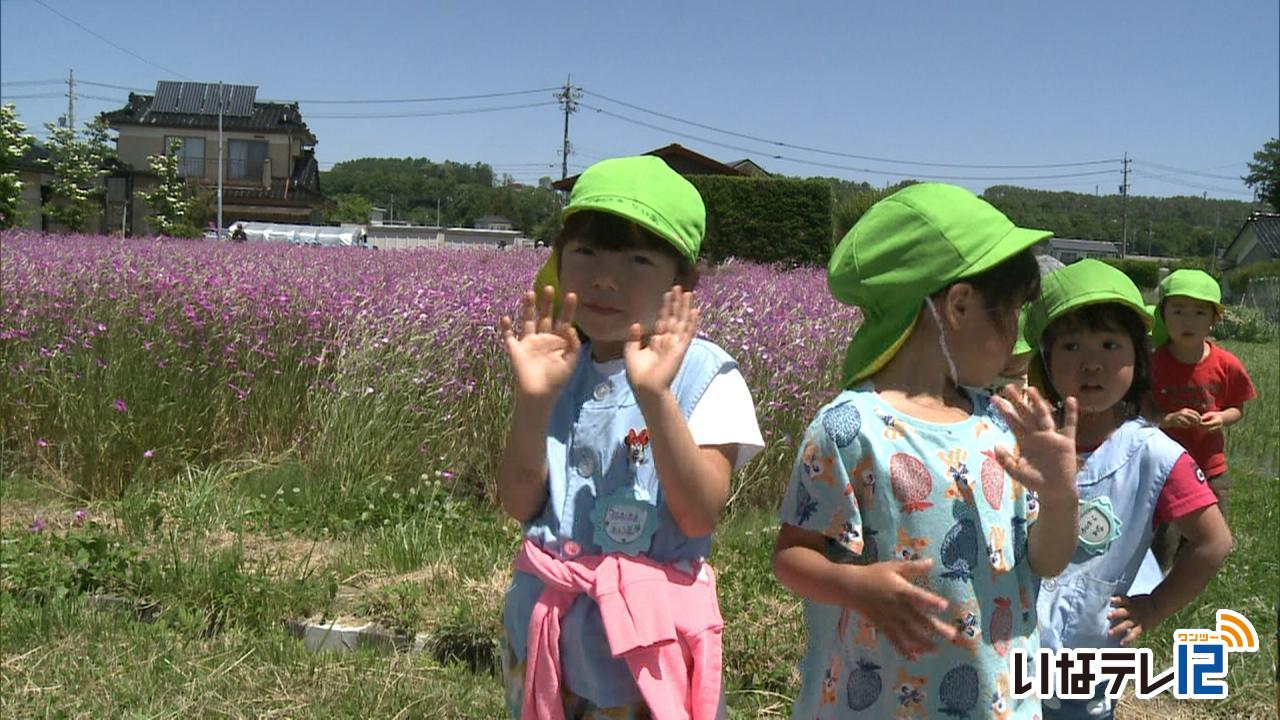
[780,384,1042,719]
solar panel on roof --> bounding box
[230,85,256,116]
[154,81,181,112]
[176,83,206,113]
[151,81,259,116]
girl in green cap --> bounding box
[1148,269,1256,571]
[1025,260,1232,720]
[773,183,1082,719]
[496,156,763,719]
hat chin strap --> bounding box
[924,296,960,386]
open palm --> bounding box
[992,386,1079,501]
[499,287,581,401]
[624,286,699,397]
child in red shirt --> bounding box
[1149,269,1256,569]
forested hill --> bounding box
[320,158,561,239]
[318,157,1258,258]
[980,185,1257,258]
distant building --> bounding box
[1036,237,1121,264]
[552,143,750,191]
[102,81,325,234]
[12,143,50,231]
[729,158,771,177]
[474,214,515,231]
[1221,212,1280,270]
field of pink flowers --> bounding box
[1,231,860,512]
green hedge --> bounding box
[688,175,833,265]
[1100,257,1210,290]
[1225,259,1280,290]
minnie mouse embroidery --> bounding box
[625,428,650,464]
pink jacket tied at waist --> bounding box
[514,538,724,720]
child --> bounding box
[773,183,1082,719]
[1148,269,1256,569]
[991,258,1063,393]
[991,311,1034,392]
[1025,260,1233,720]
[497,156,764,720]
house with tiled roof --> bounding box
[102,81,325,233]
[1221,212,1280,270]
[551,143,749,192]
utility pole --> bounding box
[389,194,395,223]
[217,81,224,238]
[1147,216,1153,256]
[1120,153,1131,257]
[66,68,76,136]
[554,77,582,181]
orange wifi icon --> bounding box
[1215,610,1258,652]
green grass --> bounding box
[1,339,1276,717]
[1125,339,1280,718]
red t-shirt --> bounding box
[1153,453,1218,525]
[1150,342,1257,477]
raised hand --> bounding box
[624,286,699,399]
[991,385,1079,503]
[499,286,581,401]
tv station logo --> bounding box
[1011,609,1260,701]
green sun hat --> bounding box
[1025,259,1151,348]
[1157,269,1223,310]
[828,183,1052,386]
[1149,269,1222,347]
[1012,310,1032,356]
[534,155,705,301]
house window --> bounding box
[227,139,268,181]
[164,136,205,178]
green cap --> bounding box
[563,155,704,263]
[535,155,705,301]
[1025,259,1151,348]
[1156,269,1223,310]
[1012,310,1032,356]
[828,183,1051,386]
[1150,269,1222,347]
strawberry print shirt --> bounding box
[779,384,1042,719]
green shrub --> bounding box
[1215,305,1278,343]
[688,175,833,265]
[1225,259,1280,291]
[1101,257,1210,290]
[1,521,152,602]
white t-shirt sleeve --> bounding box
[687,368,765,470]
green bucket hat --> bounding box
[1024,259,1151,349]
[534,156,705,299]
[1150,269,1223,347]
[1012,310,1032,356]
[828,183,1052,386]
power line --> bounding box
[583,89,1121,170]
[579,102,1119,182]
[1134,159,1243,182]
[294,87,560,105]
[0,92,63,99]
[78,80,151,93]
[307,100,558,119]
[0,79,64,87]
[31,0,191,80]
[1131,170,1251,197]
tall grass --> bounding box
[1,233,858,512]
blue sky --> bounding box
[2,0,1276,199]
